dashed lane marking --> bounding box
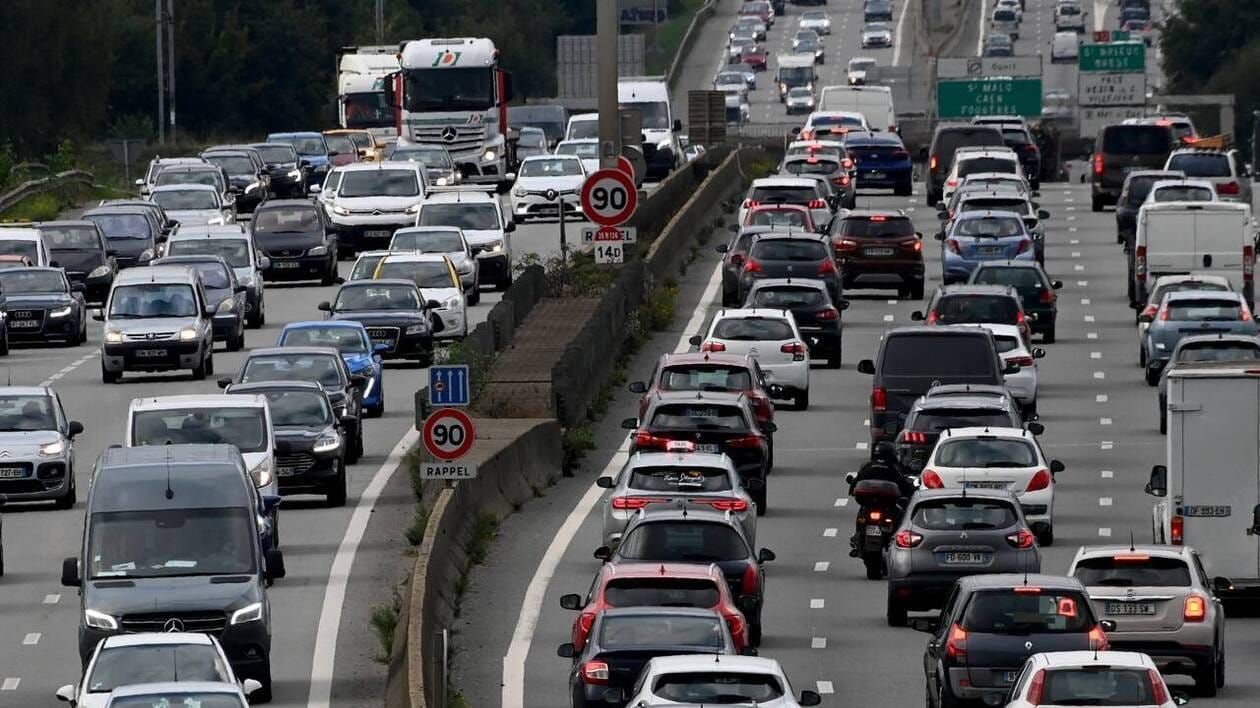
[1099,527,1113,537]
[818,681,835,695]
[22,633,39,646]
[1077,280,1088,286]
[1084,315,1095,322]
[1093,371,1105,379]
[1087,332,1098,340]
[855,442,869,450]
[1101,470,1114,478]
[1096,394,1108,402]
[1072,252,1081,258]
[1,679,18,691]
[1074,264,1085,271]
[1101,441,1114,450]
[42,594,59,604]
[1081,298,1091,305]
[1100,418,1112,425]
[823,527,838,538]
[883,314,894,322]
[814,561,830,572]
[810,598,825,609]
[1100,497,1113,506]
[834,497,848,507]
[812,637,828,649]
[1091,352,1101,359]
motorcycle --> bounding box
[847,476,904,580]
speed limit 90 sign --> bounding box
[580,168,638,227]
[422,407,475,461]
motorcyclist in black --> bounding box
[849,441,917,554]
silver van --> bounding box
[96,265,216,383]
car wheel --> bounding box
[1139,344,1147,368]
[192,352,208,381]
[1216,649,1226,688]
[496,270,513,292]
[321,261,338,286]
[1042,327,1055,344]
[895,179,913,197]
[864,554,883,580]
[1159,406,1167,435]
[468,286,481,306]
[1036,525,1054,547]
[794,390,809,410]
[206,350,215,376]
[1145,364,1161,386]
[887,592,907,626]
[826,352,841,369]
[0,331,9,356]
[327,459,348,507]
[228,328,243,352]
[55,478,76,509]
[0,544,5,576]
[102,364,120,384]
[1092,194,1105,212]
[910,282,925,300]
[752,485,767,516]
[1195,655,1219,696]
[251,665,273,704]
[748,620,762,647]
[1023,400,1037,419]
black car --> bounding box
[1114,169,1183,247]
[37,220,118,303]
[82,207,160,269]
[895,392,1025,473]
[915,574,1114,708]
[716,225,788,306]
[926,124,1005,204]
[865,0,894,21]
[0,267,87,346]
[998,124,1043,189]
[201,148,271,214]
[220,346,365,463]
[742,278,847,368]
[558,607,739,708]
[226,381,347,506]
[250,200,337,284]
[250,143,307,198]
[915,284,1033,344]
[152,255,247,351]
[968,261,1063,342]
[97,199,177,240]
[738,232,841,304]
[319,279,442,365]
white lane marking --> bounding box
[1101,470,1114,479]
[1101,441,1114,450]
[1084,315,1095,322]
[42,594,59,604]
[1067,216,1077,221]
[1070,239,1080,245]
[1,679,18,690]
[1100,497,1113,506]
[21,633,39,646]
[863,419,870,426]
[1074,264,1085,271]
[1099,527,1113,537]
[501,262,726,708]
[886,300,898,306]
[1096,394,1108,402]
[834,497,849,507]
[1077,280,1088,286]
[812,637,828,649]
[814,561,830,572]
[1093,371,1105,379]
[810,598,825,609]
[306,427,420,708]
[818,681,836,695]
[1094,0,1107,31]
[1081,298,1091,305]
[1069,227,1078,233]
[38,349,98,387]
[1100,418,1112,425]
[1087,332,1098,340]
[855,442,869,450]
[1091,352,1101,359]
[883,314,894,322]
[893,0,911,65]
[1066,206,1076,212]
[823,527,838,538]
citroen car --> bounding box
[97,265,216,383]
[0,385,82,507]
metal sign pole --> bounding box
[597,0,621,170]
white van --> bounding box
[565,113,598,141]
[1148,363,1260,597]
[817,85,896,133]
[1133,201,1255,307]
[126,394,277,501]
[619,77,683,181]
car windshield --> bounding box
[1036,668,1160,706]
[324,134,356,155]
[866,22,889,31]
[568,120,599,139]
[965,588,1093,634]
[787,88,813,98]
[168,239,250,268]
[520,158,583,177]
[850,58,876,70]
[912,499,1019,530]
[973,267,1045,289]
[651,404,746,431]
[273,136,326,155]
[953,216,1024,238]
[254,145,296,163]
[108,284,198,318]
[1103,126,1172,155]
[605,579,721,608]
[253,206,321,234]
[882,334,998,377]
[110,693,245,708]
[40,225,100,250]
[156,169,222,189]
[784,159,839,175]
[375,260,453,288]
[958,157,1017,177]
[334,284,422,312]
[1152,185,1215,202]
[910,409,1013,432]
[935,295,1019,323]
[391,229,463,252]
[280,326,369,353]
[403,66,494,111]
[87,643,229,693]
[628,466,733,492]
[242,354,342,388]
[746,209,808,228]
[750,239,827,261]
[391,146,454,168]
[0,394,55,431]
[653,672,784,702]
[0,270,64,293]
[175,261,231,290]
[351,255,387,280]
[1166,153,1231,178]
[0,239,38,260]
[517,130,546,148]
[660,365,753,392]
[712,317,794,341]
[260,390,333,427]
[599,614,725,650]
[1177,342,1260,362]
[338,170,419,198]
[838,216,915,239]
[621,101,670,130]
[618,522,748,562]
[203,155,254,176]
[1164,298,1242,321]
[751,286,827,309]
[936,438,1038,467]
[416,203,500,230]
[152,190,218,211]
[88,507,254,579]
[132,407,268,453]
[557,141,598,158]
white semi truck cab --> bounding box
[337,46,400,140]
[389,37,514,191]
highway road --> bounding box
[451,2,1260,708]
[0,207,569,707]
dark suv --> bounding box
[249,199,337,285]
[830,210,925,299]
[1114,169,1183,246]
[925,124,1005,204]
[738,232,840,304]
[968,261,1062,342]
[915,284,1033,344]
[857,327,1011,444]
[1091,123,1176,211]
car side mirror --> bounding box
[915,231,924,240]
[909,617,938,633]
[620,417,638,430]
[761,421,777,434]
[91,309,105,322]
[204,306,217,317]
[628,381,647,393]
[317,301,332,311]
[134,178,145,187]
[55,684,76,704]
[234,285,247,294]
[265,548,286,580]
[1038,209,1051,219]
[70,282,85,293]
[1032,347,1046,359]
[837,299,850,311]
[910,310,925,321]
[426,299,442,310]
[68,421,84,438]
[556,642,576,659]
[61,557,80,587]
[602,687,626,704]
[593,546,612,561]
[1250,504,1260,536]
[258,257,271,270]
[1213,576,1234,594]
[216,377,233,389]
[350,374,369,389]
[1138,311,1154,323]
[595,477,614,489]
[935,201,946,211]
[309,184,322,194]
[504,221,516,233]
[560,593,585,610]
[688,335,702,346]
[1026,422,1045,436]
[758,548,776,562]
[373,342,388,352]
[1099,619,1117,632]
[857,359,875,374]
[1146,464,1168,497]
[934,231,946,241]
[799,690,822,707]
[1052,279,1063,289]
[936,209,949,221]
[845,472,857,485]
[242,679,262,697]
[743,477,765,491]
[716,243,730,253]
[1050,459,1065,474]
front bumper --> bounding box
[211,313,242,342]
[102,340,205,373]
[6,312,79,342]
[364,326,434,363]
[263,253,330,280]
[434,307,467,340]
[330,218,413,250]
[0,458,72,501]
[276,448,342,494]
[511,193,581,218]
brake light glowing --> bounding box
[930,154,939,171]
[726,613,745,641]
[576,611,596,647]
[816,307,839,320]
[926,310,938,324]
[945,624,967,658]
[580,660,610,685]
[611,496,666,510]
[818,257,838,275]
[869,510,882,521]
[1012,355,1034,367]
[1088,624,1110,650]
[701,341,727,353]
[903,430,928,444]
[1006,529,1035,549]
[1093,153,1104,176]
[1113,554,1150,562]
[1014,586,1043,594]
[871,386,887,412]
[781,341,807,361]
[1026,468,1052,492]
[1140,304,1157,320]
[1016,310,1026,325]
[921,469,943,488]
[1218,181,1241,196]
[946,178,959,188]
[870,215,887,222]
[696,498,749,512]
[946,238,962,255]
[1158,305,1170,322]
[842,158,854,170]
[1039,288,1055,303]
[1135,245,1147,282]
[743,257,762,273]
[1058,597,1078,617]
[1171,514,1184,545]
[806,156,820,164]
[834,238,859,252]
[1242,305,1253,322]
[1027,669,1046,705]
[743,199,760,209]
[835,175,852,187]
[894,529,923,548]
[1149,669,1169,705]
[1184,594,1207,621]
[905,239,923,253]
[633,432,671,449]
[808,199,827,209]
[726,434,764,449]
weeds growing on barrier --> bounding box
[515,249,620,298]
[562,424,597,472]
[369,591,402,663]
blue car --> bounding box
[266,132,333,184]
[844,131,914,195]
[937,210,1034,284]
[276,321,386,417]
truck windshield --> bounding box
[88,507,255,579]
[621,101,670,130]
[343,91,393,129]
[403,67,494,111]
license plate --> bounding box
[866,171,886,179]
[277,466,299,477]
[0,467,26,479]
[135,349,168,358]
[272,261,300,269]
[979,246,1003,255]
[697,444,719,453]
[864,247,895,256]
[1106,601,1156,615]
[365,230,392,239]
[941,552,990,564]
[1182,505,1231,517]
[9,320,39,329]
[865,525,884,536]
[964,480,1007,489]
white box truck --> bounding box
[817,85,897,133]
[1147,361,1260,598]
[1132,201,1256,308]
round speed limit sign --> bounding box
[580,168,638,227]
[422,407,475,461]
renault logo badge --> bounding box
[163,618,185,633]
[441,127,458,142]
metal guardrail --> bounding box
[0,169,94,214]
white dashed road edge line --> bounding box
[39,351,97,387]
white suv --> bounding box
[693,308,811,409]
[413,190,515,291]
[1163,148,1253,204]
[320,161,429,255]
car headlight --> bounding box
[138,249,154,262]
[230,602,264,625]
[39,439,66,457]
[245,182,261,194]
[435,176,450,186]
[405,203,422,214]
[250,459,272,488]
[333,204,351,216]
[104,329,122,343]
[287,169,302,179]
[84,609,118,631]
[405,323,427,335]
[88,265,111,279]
[179,327,198,341]
[307,245,328,257]
[217,298,236,313]
[482,149,497,162]
[444,295,462,309]
[513,187,526,197]
[1155,342,1166,350]
[483,241,504,254]
[360,364,377,379]
[48,305,72,318]
[313,431,342,453]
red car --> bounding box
[739,0,774,26]
[741,203,816,232]
[560,561,753,651]
[741,44,768,70]
[629,351,776,433]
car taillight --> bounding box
[892,149,909,160]
[741,563,760,595]
[1016,310,1026,325]
[1093,153,1104,176]
[1016,238,1032,254]
[749,393,772,419]
[1006,529,1035,549]
[842,158,854,170]
[894,529,923,548]
[1026,468,1051,492]
[1184,594,1207,621]
[1135,245,1147,282]
[577,611,596,646]
[726,434,764,449]
[634,432,672,450]
[696,498,749,512]
[1087,624,1110,651]
[580,660,610,685]
[1140,304,1157,320]
[743,199,760,209]
[1148,669,1169,705]
[945,238,962,255]
[743,257,762,273]
[818,257,837,275]
[946,178,959,187]
[1158,305,1170,321]
[1171,514,1184,545]
[901,238,923,253]
[611,496,666,510]
[871,386,887,412]
[1242,304,1253,322]
[1245,245,1255,282]
[701,341,727,352]
[1039,288,1055,303]
[921,469,943,488]
[926,310,938,324]
[808,199,827,208]
[726,613,745,641]
[781,341,807,361]
[1218,181,1241,196]
[1022,143,1039,154]
[1027,668,1046,705]
[816,307,839,320]
[930,154,939,171]
[903,430,928,444]
[835,175,851,186]
[834,238,859,253]
[1011,355,1034,367]
[945,623,967,658]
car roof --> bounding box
[107,682,243,698]
[94,445,249,512]
[169,227,248,241]
[886,326,991,338]
[844,208,909,218]
[256,199,320,210]
[129,394,265,411]
[0,228,42,241]
[953,209,1025,220]
[113,265,200,286]
[939,425,1032,440]
[937,283,1017,296]
[381,252,450,264]
[959,573,1084,590]
[1030,651,1156,670]
[645,654,783,674]
[626,450,735,467]
[714,307,795,320]
[599,606,724,621]
[1072,544,1191,561]
[910,487,1019,503]
[1124,169,1183,181]
[283,319,366,331]
[843,133,904,146]
[1151,273,1232,287]
[603,561,725,581]
[653,390,747,405]
[967,322,1024,340]
[101,632,215,648]
[339,161,422,173]
[1150,178,1216,190]
[1162,289,1243,303]
[0,385,51,397]
[658,351,754,367]
[915,394,1011,410]
[973,259,1043,270]
[344,277,418,289]
[751,176,823,187]
[149,183,219,193]
[227,380,327,395]
[1173,333,1260,348]
[521,154,581,163]
[421,189,497,204]
[747,278,827,290]
[248,345,341,359]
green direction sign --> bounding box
[1080,42,1146,73]
[937,78,1042,119]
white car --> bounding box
[389,226,480,303]
[373,252,467,338]
[1144,179,1219,205]
[942,148,1023,203]
[1054,1,1087,32]
[861,22,894,48]
[413,189,515,291]
[785,87,816,114]
[694,308,810,409]
[321,161,430,252]
[920,426,1063,545]
[847,56,877,85]
[800,110,871,140]
[57,632,252,708]
[509,155,586,223]
[1006,651,1183,708]
[971,323,1043,417]
[1051,31,1080,63]
[799,10,831,35]
[739,176,834,228]
[100,681,255,708]
[555,139,600,174]
[619,655,822,707]
[792,29,819,52]
[349,249,398,280]
[147,184,234,226]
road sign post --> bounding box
[936,56,1042,79]
[1079,42,1145,73]
[580,168,638,227]
[937,78,1043,119]
[429,365,471,407]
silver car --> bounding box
[1157,333,1260,433]
[389,226,481,304]
[885,488,1041,626]
[596,450,758,548]
[1069,544,1226,695]
[0,386,82,506]
[1141,290,1258,385]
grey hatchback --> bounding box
[1141,290,1258,385]
[885,489,1040,626]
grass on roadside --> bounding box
[646,0,707,75]
[369,594,402,663]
